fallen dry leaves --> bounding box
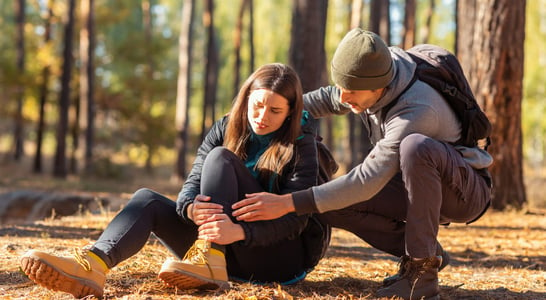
[0,208,544,299]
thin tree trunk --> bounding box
[79,0,95,173]
[33,0,53,173]
[53,0,76,178]
[13,0,26,161]
[289,0,328,93]
[454,0,459,55]
[348,0,362,169]
[142,0,155,172]
[175,0,195,180]
[403,0,416,49]
[369,0,390,43]
[289,0,331,149]
[233,0,250,99]
[350,0,363,29]
[346,0,371,169]
[201,0,218,140]
[457,0,527,209]
[420,0,435,44]
[70,94,79,174]
[248,0,254,72]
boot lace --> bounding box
[182,241,216,280]
[73,248,92,272]
[405,256,441,298]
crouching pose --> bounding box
[231,29,492,300]
[20,63,330,298]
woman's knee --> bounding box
[204,146,236,165]
[129,188,166,207]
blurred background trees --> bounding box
[1,0,543,210]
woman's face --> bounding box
[247,88,291,135]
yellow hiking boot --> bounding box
[158,240,229,290]
[20,248,108,298]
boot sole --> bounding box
[20,256,103,298]
[158,268,230,290]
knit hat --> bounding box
[331,28,394,90]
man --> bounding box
[230,28,492,300]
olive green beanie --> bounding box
[331,28,394,90]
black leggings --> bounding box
[90,147,306,283]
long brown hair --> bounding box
[224,63,304,191]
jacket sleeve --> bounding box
[303,86,351,118]
[304,95,443,214]
[176,117,226,223]
[238,124,321,247]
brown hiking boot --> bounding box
[20,248,108,298]
[376,255,441,300]
[383,243,450,287]
[158,240,229,290]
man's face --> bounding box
[337,86,385,114]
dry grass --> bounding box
[0,157,545,299]
[0,207,544,300]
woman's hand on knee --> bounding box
[188,195,224,225]
[198,214,245,244]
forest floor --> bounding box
[0,160,545,299]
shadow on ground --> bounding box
[0,223,103,239]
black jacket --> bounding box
[175,114,330,268]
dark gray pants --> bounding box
[318,133,491,258]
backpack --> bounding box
[315,136,339,184]
[305,116,339,184]
[403,44,492,149]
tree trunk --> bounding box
[201,0,218,141]
[233,0,250,99]
[53,0,76,178]
[402,0,416,49]
[289,0,331,148]
[453,0,454,55]
[142,0,155,173]
[350,0,363,29]
[175,0,195,180]
[345,0,371,169]
[347,0,362,169]
[247,0,254,72]
[33,0,53,173]
[289,0,328,93]
[365,0,391,165]
[70,94,79,174]
[79,0,96,174]
[420,0,435,44]
[369,0,390,44]
[457,0,527,209]
[13,0,26,161]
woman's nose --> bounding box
[257,108,268,120]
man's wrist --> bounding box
[291,189,318,214]
[284,193,296,214]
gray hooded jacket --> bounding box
[294,47,493,214]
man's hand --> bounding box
[188,194,224,225]
[198,214,244,245]
[231,192,295,222]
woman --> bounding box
[19,63,330,299]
